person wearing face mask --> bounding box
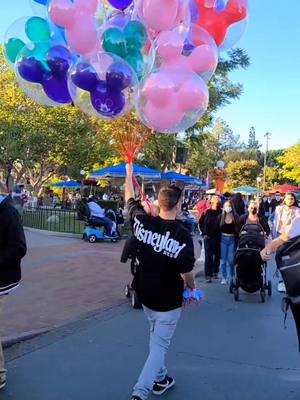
[259,195,270,219]
[199,195,222,283]
[269,192,282,222]
[219,200,238,284]
[238,200,271,236]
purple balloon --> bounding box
[109,12,131,28]
[91,84,125,117]
[42,72,72,104]
[190,0,199,22]
[71,62,99,92]
[107,0,133,11]
[46,45,72,76]
[18,57,44,83]
[106,62,132,91]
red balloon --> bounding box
[195,0,248,46]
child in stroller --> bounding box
[120,236,142,309]
[230,223,272,302]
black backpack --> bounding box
[276,235,300,303]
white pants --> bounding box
[0,296,7,376]
[133,306,181,400]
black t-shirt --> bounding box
[127,198,195,312]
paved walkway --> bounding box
[1,230,202,341]
[2,273,299,400]
[1,230,130,341]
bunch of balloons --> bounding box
[4,0,248,133]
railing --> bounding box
[22,206,85,234]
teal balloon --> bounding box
[102,28,127,59]
[126,52,144,80]
[25,17,51,42]
[5,38,25,63]
[124,21,147,50]
[22,42,51,70]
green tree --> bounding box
[247,126,261,150]
[0,46,112,194]
[277,143,300,184]
[226,160,261,190]
[264,166,285,189]
[267,149,284,168]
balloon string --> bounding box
[132,174,154,216]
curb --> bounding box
[24,227,82,239]
[2,328,51,349]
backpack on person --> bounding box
[276,235,300,303]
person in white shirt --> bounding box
[261,215,300,260]
[87,196,113,236]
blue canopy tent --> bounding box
[161,171,202,186]
[232,186,261,195]
[90,163,161,180]
[52,180,81,188]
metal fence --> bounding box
[22,206,85,234]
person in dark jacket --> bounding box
[232,192,246,216]
[259,195,270,219]
[238,200,271,236]
[199,195,222,282]
[0,194,27,389]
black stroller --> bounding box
[230,223,272,302]
[120,236,142,309]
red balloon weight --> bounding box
[195,0,248,46]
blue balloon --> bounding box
[216,0,227,12]
[106,62,133,91]
[32,0,48,5]
[18,57,44,83]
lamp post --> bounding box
[263,132,271,192]
[80,169,86,197]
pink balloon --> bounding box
[142,72,175,107]
[144,97,184,131]
[177,77,208,112]
[68,15,97,55]
[156,31,183,62]
[50,0,74,29]
[141,0,178,31]
[76,0,98,13]
[50,0,98,55]
[186,44,218,75]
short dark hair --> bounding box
[158,185,182,211]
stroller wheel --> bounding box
[132,291,142,309]
[260,290,266,303]
[267,281,272,297]
[233,289,239,302]
[124,284,131,298]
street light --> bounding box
[263,132,271,192]
[80,169,86,196]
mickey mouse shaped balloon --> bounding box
[137,29,216,133]
[49,0,101,56]
[16,44,73,105]
[194,0,248,47]
[69,52,138,119]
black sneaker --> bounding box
[152,376,175,396]
[131,396,142,400]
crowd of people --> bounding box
[0,172,300,399]
[198,191,299,290]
